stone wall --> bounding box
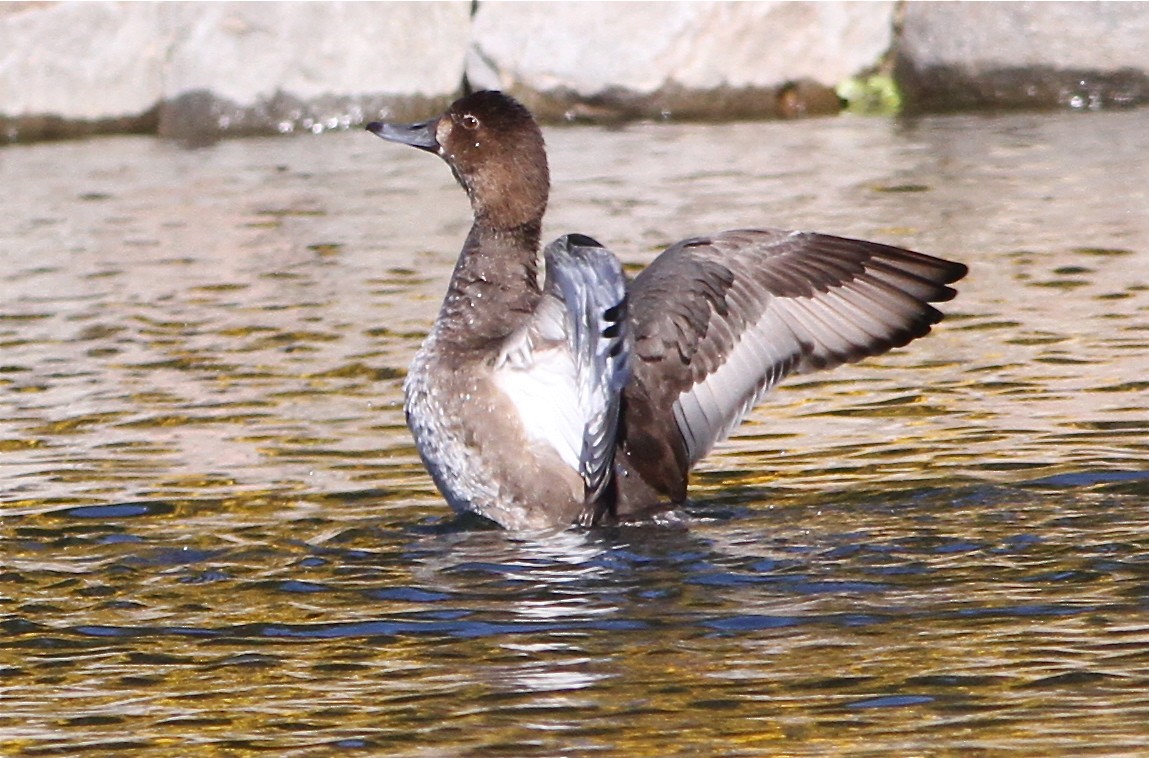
[897,2,1149,112]
[2,1,1147,143]
[0,1,473,142]
[467,2,895,121]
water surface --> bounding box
[2,109,1148,755]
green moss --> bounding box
[838,73,903,115]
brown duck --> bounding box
[367,90,967,531]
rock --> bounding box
[6,1,1148,143]
[467,1,898,121]
[896,2,1149,112]
[158,2,472,140]
[0,1,472,143]
[0,2,165,140]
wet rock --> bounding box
[896,2,1149,112]
[156,90,453,145]
[0,2,165,141]
[0,1,471,143]
[467,1,896,121]
[8,1,1147,144]
[158,3,472,140]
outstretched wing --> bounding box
[494,234,630,502]
[625,228,968,471]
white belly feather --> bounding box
[491,345,584,474]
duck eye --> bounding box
[460,114,480,130]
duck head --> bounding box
[367,91,550,231]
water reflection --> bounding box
[2,109,1149,754]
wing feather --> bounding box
[493,234,630,504]
[540,234,630,499]
[625,228,967,467]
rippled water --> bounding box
[3,109,1148,755]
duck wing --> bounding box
[616,228,967,506]
[493,234,630,508]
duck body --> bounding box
[367,91,968,531]
[402,225,628,530]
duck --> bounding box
[366,90,967,532]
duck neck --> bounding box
[434,219,543,350]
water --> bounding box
[2,108,1148,755]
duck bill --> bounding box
[366,118,439,153]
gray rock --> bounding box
[159,2,472,139]
[0,2,165,140]
[0,1,472,143]
[6,0,1148,143]
[896,2,1149,111]
[468,1,898,120]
